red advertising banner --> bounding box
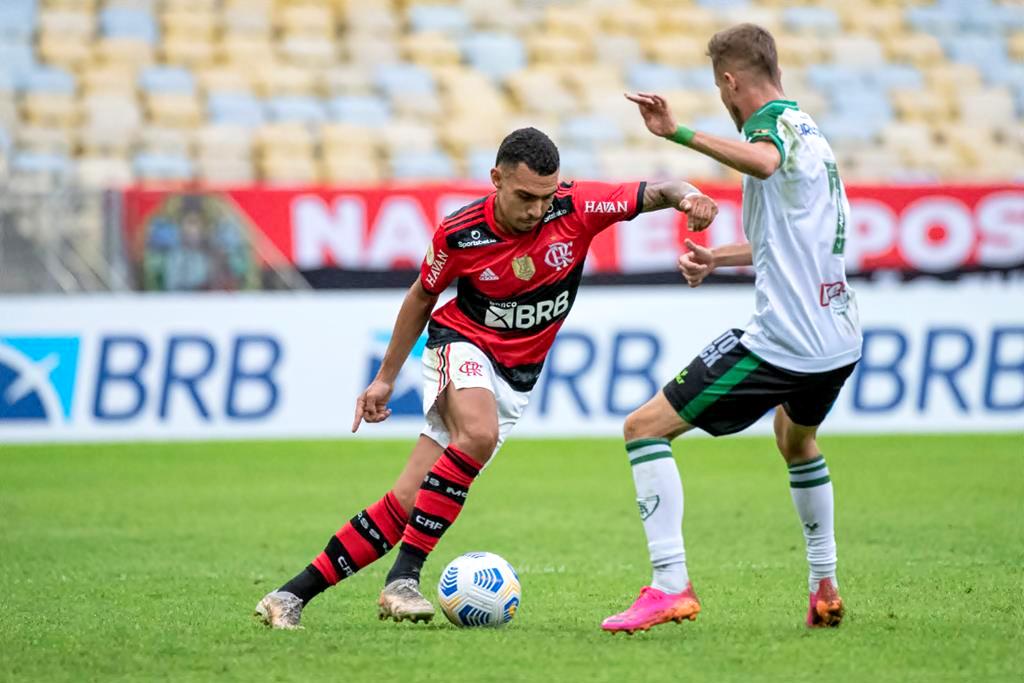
[122,184,1024,282]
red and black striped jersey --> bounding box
[419,179,646,391]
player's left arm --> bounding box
[626,92,782,179]
[641,180,718,231]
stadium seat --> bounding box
[100,8,157,43]
[260,155,321,185]
[208,93,265,127]
[408,5,469,35]
[81,66,137,96]
[375,63,436,98]
[561,114,625,147]
[93,37,154,67]
[390,149,456,180]
[266,96,327,124]
[134,152,194,183]
[146,93,203,128]
[139,66,194,94]
[197,67,253,95]
[16,126,74,155]
[0,1,37,43]
[12,151,73,178]
[461,33,525,81]
[139,124,190,153]
[22,66,76,94]
[782,6,840,35]
[77,156,134,188]
[79,125,136,157]
[196,124,253,159]
[628,63,687,92]
[161,37,216,66]
[38,38,90,68]
[327,95,391,127]
[323,156,383,184]
[320,66,375,96]
[197,158,255,184]
[22,93,79,127]
[402,32,462,66]
[255,64,317,97]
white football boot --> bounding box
[378,579,435,623]
[254,591,304,629]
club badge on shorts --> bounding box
[511,255,536,281]
[425,243,435,266]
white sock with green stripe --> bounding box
[788,455,837,593]
[626,438,688,594]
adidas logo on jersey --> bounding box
[479,268,499,281]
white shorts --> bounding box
[421,341,531,460]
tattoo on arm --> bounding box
[642,180,699,213]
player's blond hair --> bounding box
[706,23,781,86]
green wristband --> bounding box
[667,125,695,146]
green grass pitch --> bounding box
[1,434,1021,682]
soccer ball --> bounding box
[437,552,521,627]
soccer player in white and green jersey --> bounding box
[603,24,862,633]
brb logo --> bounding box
[366,331,426,417]
[0,337,80,422]
[0,333,283,428]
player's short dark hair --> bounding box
[707,23,781,86]
[495,127,559,176]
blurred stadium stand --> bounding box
[0,0,1021,191]
[0,0,1022,292]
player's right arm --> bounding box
[352,279,438,432]
[678,239,753,288]
[625,92,781,179]
[353,228,458,432]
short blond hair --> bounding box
[707,23,781,86]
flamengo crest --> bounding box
[544,241,574,271]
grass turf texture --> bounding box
[1,435,1021,682]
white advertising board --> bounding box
[1,280,1021,442]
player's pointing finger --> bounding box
[351,396,365,433]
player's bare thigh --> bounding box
[773,406,820,465]
[624,391,695,441]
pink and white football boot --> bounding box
[601,584,700,635]
[806,577,844,628]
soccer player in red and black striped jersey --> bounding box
[255,127,718,629]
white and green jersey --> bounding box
[738,99,862,373]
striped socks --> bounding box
[626,438,689,594]
[788,455,838,593]
[386,445,482,584]
[280,490,408,604]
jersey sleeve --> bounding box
[573,180,647,235]
[742,100,798,164]
[419,227,458,295]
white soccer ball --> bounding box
[437,552,521,627]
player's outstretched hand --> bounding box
[352,379,394,432]
[680,193,718,232]
[624,92,677,137]
[678,238,715,288]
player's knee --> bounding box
[453,425,498,464]
[623,409,647,442]
[776,432,817,462]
